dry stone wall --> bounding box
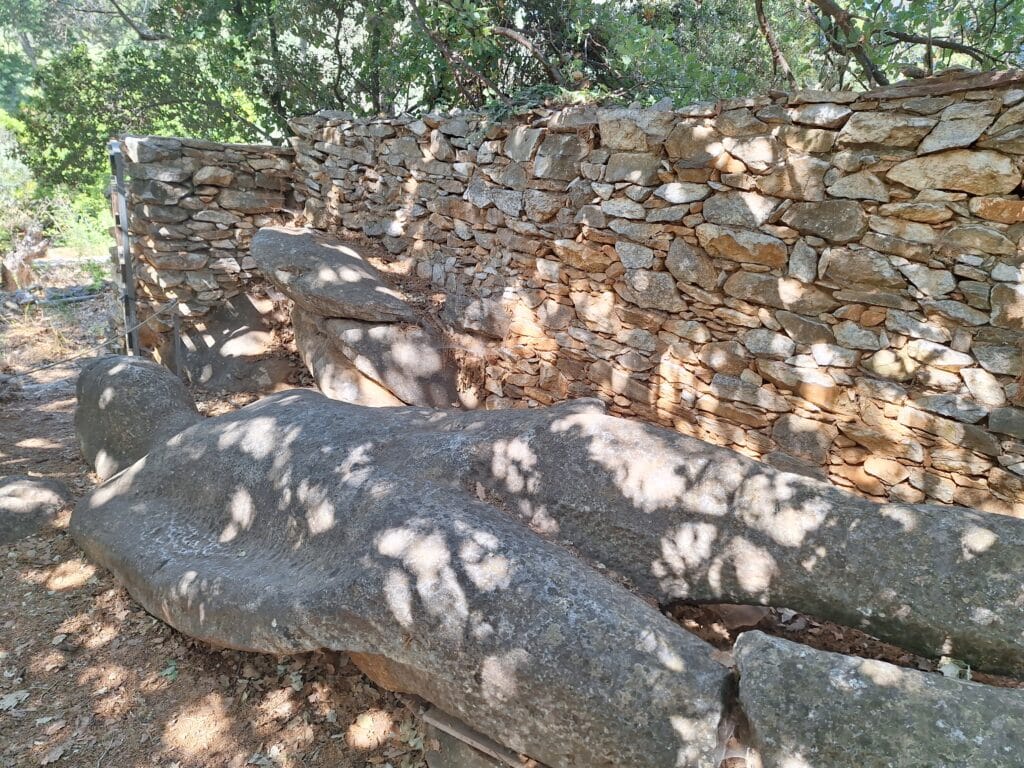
[121,136,296,337]
[127,70,1024,514]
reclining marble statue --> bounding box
[72,356,1024,767]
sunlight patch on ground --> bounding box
[346,708,394,749]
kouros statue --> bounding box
[72,356,1024,768]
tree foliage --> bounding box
[1,0,1023,188]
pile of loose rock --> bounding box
[71,357,1024,767]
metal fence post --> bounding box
[108,140,140,355]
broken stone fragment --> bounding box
[321,318,462,408]
[734,631,1024,768]
[0,476,69,545]
[251,227,417,323]
[292,308,404,407]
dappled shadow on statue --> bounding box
[70,356,1024,766]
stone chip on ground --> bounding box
[734,631,1024,768]
[0,475,69,544]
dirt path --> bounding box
[1,271,428,768]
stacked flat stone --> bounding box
[130,70,1024,514]
[121,136,295,329]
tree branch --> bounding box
[490,26,567,87]
[406,0,511,106]
[754,0,797,88]
[805,0,889,85]
[881,29,999,65]
[106,0,165,41]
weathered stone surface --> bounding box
[940,223,1016,255]
[820,247,904,288]
[974,343,1022,376]
[840,421,923,463]
[834,320,884,350]
[322,319,461,408]
[899,406,1001,457]
[600,198,646,219]
[735,632,1024,768]
[837,112,936,147]
[757,360,838,409]
[503,126,543,162]
[969,196,1024,223]
[605,152,662,185]
[615,241,655,268]
[71,384,730,768]
[252,227,417,322]
[75,360,1024,687]
[533,134,585,180]
[701,192,778,228]
[961,367,1006,407]
[218,188,285,213]
[618,270,684,312]
[551,239,613,271]
[194,165,235,186]
[754,154,829,200]
[789,102,851,129]
[772,413,837,463]
[886,309,949,342]
[904,338,974,370]
[720,136,783,172]
[663,122,723,167]
[781,200,867,243]
[666,239,717,290]
[787,240,818,283]
[0,476,69,544]
[910,393,988,424]
[696,223,787,267]
[886,149,1022,194]
[742,329,795,359]
[899,263,955,297]
[723,273,839,314]
[917,115,994,153]
[75,356,200,481]
[292,308,405,406]
[710,374,791,412]
[825,170,889,202]
[990,406,1024,439]
[990,283,1024,329]
[862,348,920,381]
[653,182,709,204]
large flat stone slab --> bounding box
[292,308,404,406]
[447,404,1024,676]
[322,318,462,408]
[734,631,1024,767]
[71,366,731,768]
[251,227,417,322]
